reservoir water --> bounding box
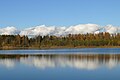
[0,48,120,80]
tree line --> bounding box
[0,32,120,49]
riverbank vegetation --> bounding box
[0,32,120,49]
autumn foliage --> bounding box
[0,32,120,49]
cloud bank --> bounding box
[0,27,20,35]
[0,24,119,36]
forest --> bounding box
[0,32,120,49]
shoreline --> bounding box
[0,46,120,50]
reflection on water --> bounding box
[0,59,15,68]
[0,54,120,70]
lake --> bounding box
[0,48,120,80]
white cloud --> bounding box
[0,24,120,36]
[65,24,100,34]
[20,25,55,36]
[0,27,19,35]
[19,24,100,36]
[104,25,119,34]
[20,25,66,36]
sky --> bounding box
[0,0,120,29]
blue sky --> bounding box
[0,0,120,29]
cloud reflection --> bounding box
[20,57,55,69]
[0,59,15,68]
[0,54,120,70]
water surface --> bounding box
[0,48,120,80]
